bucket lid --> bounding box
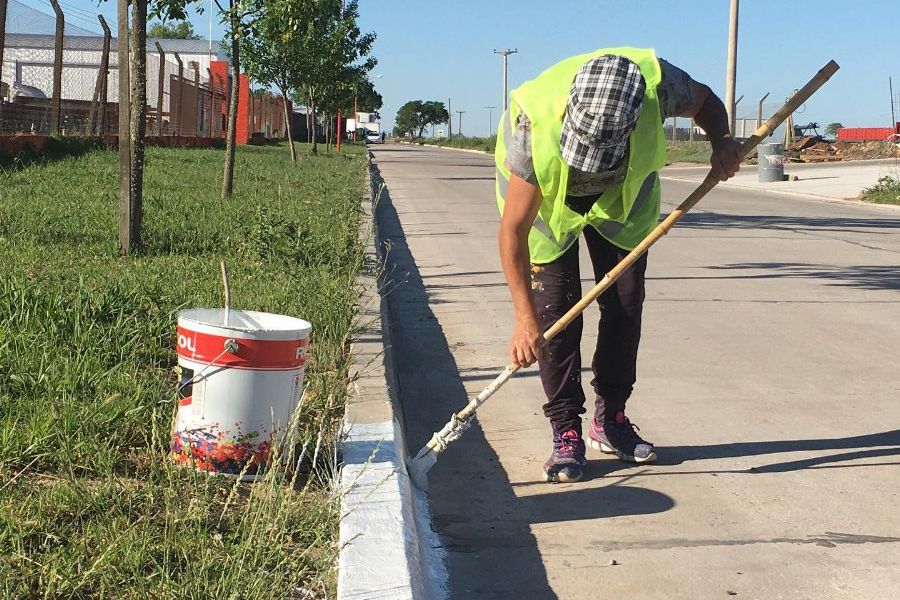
[178,308,311,341]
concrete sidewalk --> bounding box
[663,158,899,201]
[372,143,900,599]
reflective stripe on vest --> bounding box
[496,111,577,250]
[596,172,658,239]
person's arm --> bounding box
[677,81,742,181]
[498,173,543,367]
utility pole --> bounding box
[725,0,739,135]
[493,48,518,111]
[890,77,896,128]
[448,97,452,139]
[456,110,465,138]
[484,105,497,136]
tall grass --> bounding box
[0,142,367,597]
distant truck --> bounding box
[346,112,381,139]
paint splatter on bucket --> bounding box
[171,308,311,480]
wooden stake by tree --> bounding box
[49,0,64,135]
[116,0,133,253]
[0,0,10,126]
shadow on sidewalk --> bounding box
[373,160,674,599]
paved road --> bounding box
[372,144,900,599]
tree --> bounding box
[155,0,264,198]
[825,122,844,138]
[242,0,306,162]
[147,20,200,39]
[290,0,376,155]
[395,100,448,137]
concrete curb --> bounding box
[337,154,447,600]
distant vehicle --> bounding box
[365,131,383,144]
[10,82,47,101]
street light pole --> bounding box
[725,0,739,135]
[456,110,465,138]
[484,105,497,136]
[493,48,518,111]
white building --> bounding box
[1,33,227,104]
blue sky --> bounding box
[18,0,900,136]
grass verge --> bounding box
[861,175,900,205]
[407,135,496,154]
[665,141,711,164]
[0,142,367,597]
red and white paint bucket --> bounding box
[171,308,312,480]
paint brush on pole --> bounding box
[407,59,840,490]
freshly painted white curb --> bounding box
[338,420,430,599]
[337,154,448,600]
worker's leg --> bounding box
[582,226,656,463]
[583,226,647,419]
[531,242,586,434]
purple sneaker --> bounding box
[543,429,586,483]
[588,411,656,464]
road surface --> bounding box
[372,144,900,599]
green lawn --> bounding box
[407,135,497,154]
[665,141,712,164]
[0,142,367,598]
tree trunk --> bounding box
[325,112,331,153]
[309,87,317,155]
[128,0,147,247]
[116,0,132,254]
[221,1,240,199]
[279,85,295,162]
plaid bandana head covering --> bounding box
[560,55,646,173]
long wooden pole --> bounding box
[725,0,739,135]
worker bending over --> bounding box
[496,47,740,483]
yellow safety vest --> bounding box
[495,47,667,263]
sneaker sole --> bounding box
[543,467,583,484]
[587,437,657,464]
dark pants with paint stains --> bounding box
[531,226,648,434]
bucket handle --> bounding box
[177,337,240,393]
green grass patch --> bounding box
[862,175,900,205]
[409,135,497,154]
[0,142,367,597]
[665,141,711,164]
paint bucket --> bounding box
[171,308,311,480]
[758,142,785,182]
